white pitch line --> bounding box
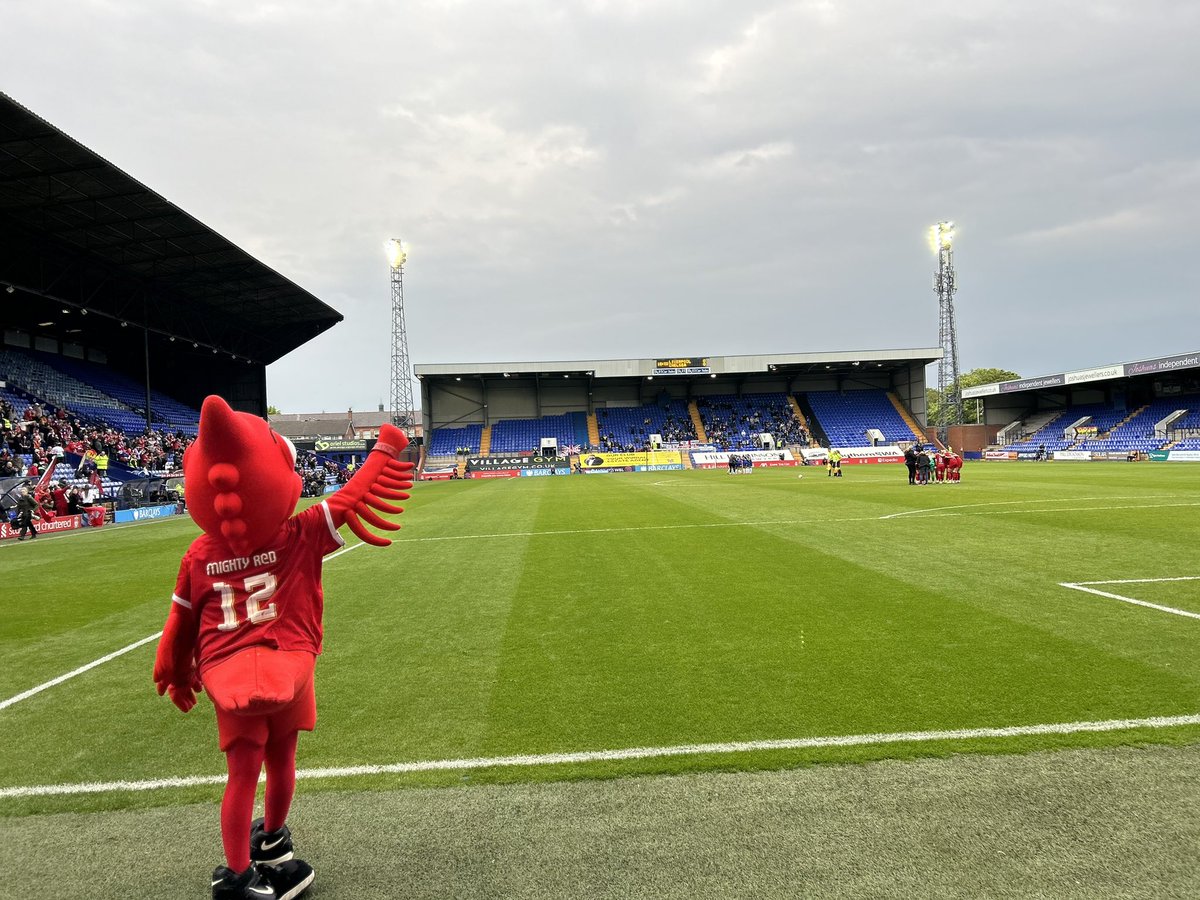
[3,712,1198,800]
[1059,583,1200,621]
[880,495,1167,520]
[0,539,371,714]
[392,500,1197,544]
[0,632,162,712]
[888,501,1200,520]
[393,520,803,544]
[1073,576,1200,586]
[326,541,367,562]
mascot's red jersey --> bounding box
[154,395,413,713]
[175,502,343,675]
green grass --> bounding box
[3,461,1200,820]
[6,745,1200,899]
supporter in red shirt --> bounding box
[51,483,69,517]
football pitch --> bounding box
[3,462,1200,897]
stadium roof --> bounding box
[415,347,942,380]
[962,350,1200,399]
[0,91,342,365]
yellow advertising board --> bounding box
[579,451,683,469]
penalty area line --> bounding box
[3,712,1200,799]
[1059,582,1200,621]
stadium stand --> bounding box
[1004,401,1186,454]
[488,413,586,454]
[596,401,696,451]
[1168,404,1200,448]
[40,351,199,433]
[1073,399,1182,453]
[0,382,36,421]
[427,424,483,456]
[1003,420,1070,452]
[693,393,806,450]
[0,348,123,412]
[0,348,200,435]
[803,390,920,448]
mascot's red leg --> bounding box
[264,730,299,833]
[206,648,316,874]
[222,739,266,873]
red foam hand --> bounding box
[326,424,413,545]
[153,604,201,713]
[166,674,202,713]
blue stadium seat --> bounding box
[804,390,919,448]
[489,414,577,454]
[596,401,695,451]
[428,424,483,455]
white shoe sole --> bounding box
[276,869,314,900]
[254,850,294,865]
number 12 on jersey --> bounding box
[215,573,279,631]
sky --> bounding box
[5,0,1199,413]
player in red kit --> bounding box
[934,450,947,484]
[947,450,963,482]
[154,396,413,900]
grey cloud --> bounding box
[3,0,1198,410]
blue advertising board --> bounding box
[113,504,180,524]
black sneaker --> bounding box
[250,818,294,865]
[258,859,315,900]
[211,865,275,899]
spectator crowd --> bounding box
[294,449,353,497]
[696,397,810,449]
[1,396,194,481]
[596,408,696,453]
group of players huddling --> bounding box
[904,445,962,484]
[726,454,756,474]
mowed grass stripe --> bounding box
[481,493,1196,758]
[736,470,1200,688]
[3,464,1200,817]
[313,477,549,763]
[5,711,1200,799]
[0,516,198,697]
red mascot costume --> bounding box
[153,396,413,900]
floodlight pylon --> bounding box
[931,222,963,441]
[386,238,416,434]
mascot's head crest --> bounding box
[183,395,301,555]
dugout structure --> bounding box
[415,349,940,438]
[0,92,341,418]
